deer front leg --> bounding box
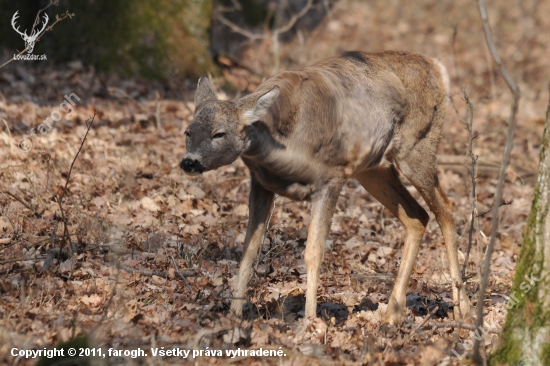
[230,178,274,317]
[304,182,342,320]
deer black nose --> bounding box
[180,158,195,171]
[180,158,204,174]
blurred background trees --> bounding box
[0,0,327,81]
[0,0,216,78]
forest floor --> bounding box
[1,0,549,365]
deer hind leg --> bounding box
[356,165,429,324]
[395,137,471,321]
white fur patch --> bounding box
[433,59,450,104]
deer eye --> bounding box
[184,130,190,137]
[212,132,226,139]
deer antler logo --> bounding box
[11,11,49,54]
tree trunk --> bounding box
[490,94,550,365]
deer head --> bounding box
[11,11,49,54]
[180,76,280,175]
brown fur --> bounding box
[181,51,471,324]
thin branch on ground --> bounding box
[473,0,520,363]
[1,190,42,217]
[57,112,97,250]
[405,305,439,344]
[0,257,46,265]
[402,314,457,358]
[170,254,193,291]
[476,199,513,217]
[462,90,478,280]
[425,321,501,334]
[117,263,198,278]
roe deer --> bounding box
[180,51,471,325]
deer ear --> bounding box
[241,86,280,125]
[194,76,217,107]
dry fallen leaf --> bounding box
[80,294,102,307]
[0,216,14,234]
[139,196,160,211]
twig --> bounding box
[230,0,243,11]
[426,321,501,334]
[170,254,193,291]
[406,305,439,343]
[57,112,97,249]
[451,25,461,87]
[155,101,165,137]
[1,190,34,212]
[462,90,477,280]
[118,264,169,277]
[117,264,198,278]
[473,0,520,363]
[1,190,42,217]
[476,199,513,217]
[272,0,313,35]
[216,16,265,40]
[402,312,457,357]
[0,257,45,265]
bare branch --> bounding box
[478,2,520,96]
[57,112,97,249]
[476,199,513,217]
[216,15,267,40]
[230,0,243,11]
[1,190,42,217]
[170,255,193,290]
[216,0,313,75]
[274,0,313,34]
[31,0,58,36]
[473,0,520,363]
[462,90,477,280]
[216,0,313,40]
[117,263,197,278]
[426,321,501,334]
